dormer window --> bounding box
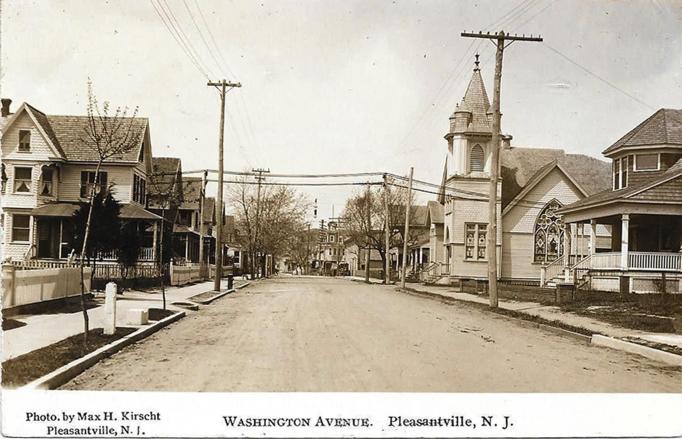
[470,144,485,172]
[634,153,660,171]
[18,130,31,152]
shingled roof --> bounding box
[203,197,216,224]
[453,65,492,134]
[602,109,682,156]
[25,104,67,158]
[560,157,682,212]
[501,147,611,208]
[180,177,202,210]
[147,157,182,210]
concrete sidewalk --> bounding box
[3,279,246,361]
[401,283,682,350]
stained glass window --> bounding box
[465,223,487,260]
[534,199,565,263]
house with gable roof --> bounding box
[558,109,682,292]
[0,99,162,263]
[438,58,612,284]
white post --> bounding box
[564,222,572,282]
[152,222,158,260]
[621,213,629,270]
[590,220,598,257]
[104,282,117,335]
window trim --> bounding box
[18,129,31,152]
[11,214,31,243]
[13,166,33,194]
[633,153,660,172]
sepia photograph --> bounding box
[1,0,681,437]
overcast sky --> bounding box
[2,0,681,220]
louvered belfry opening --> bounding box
[469,144,485,172]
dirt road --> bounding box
[63,277,682,392]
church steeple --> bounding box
[448,54,491,135]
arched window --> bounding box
[469,144,485,172]
[533,199,565,263]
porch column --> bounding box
[563,223,572,282]
[621,214,629,270]
[590,220,597,256]
[152,222,158,260]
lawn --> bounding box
[2,327,136,388]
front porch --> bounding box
[552,208,682,292]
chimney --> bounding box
[1,99,11,117]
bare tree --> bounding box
[78,81,142,346]
[342,179,418,280]
[228,176,310,277]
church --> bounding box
[438,57,612,283]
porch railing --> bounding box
[541,254,565,286]
[590,252,621,270]
[590,251,682,271]
[629,252,682,271]
[91,247,156,262]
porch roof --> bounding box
[31,202,79,217]
[31,202,163,221]
[120,203,163,221]
[173,224,200,235]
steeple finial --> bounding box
[474,53,480,71]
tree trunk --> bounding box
[78,160,103,347]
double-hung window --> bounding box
[12,215,30,242]
[465,223,487,260]
[18,130,31,152]
[613,156,629,190]
[14,167,32,193]
[80,171,108,198]
[132,174,146,204]
[40,168,54,196]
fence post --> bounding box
[540,266,546,287]
[2,263,16,308]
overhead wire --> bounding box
[150,0,211,80]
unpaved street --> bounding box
[64,277,682,392]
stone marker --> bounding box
[104,282,117,335]
[126,308,149,325]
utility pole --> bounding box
[207,79,241,292]
[364,184,371,283]
[199,169,207,278]
[382,174,391,284]
[400,167,414,290]
[252,168,270,278]
[461,30,542,308]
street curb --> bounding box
[192,288,236,305]
[22,311,186,390]
[235,281,251,289]
[591,334,682,367]
[402,286,682,364]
